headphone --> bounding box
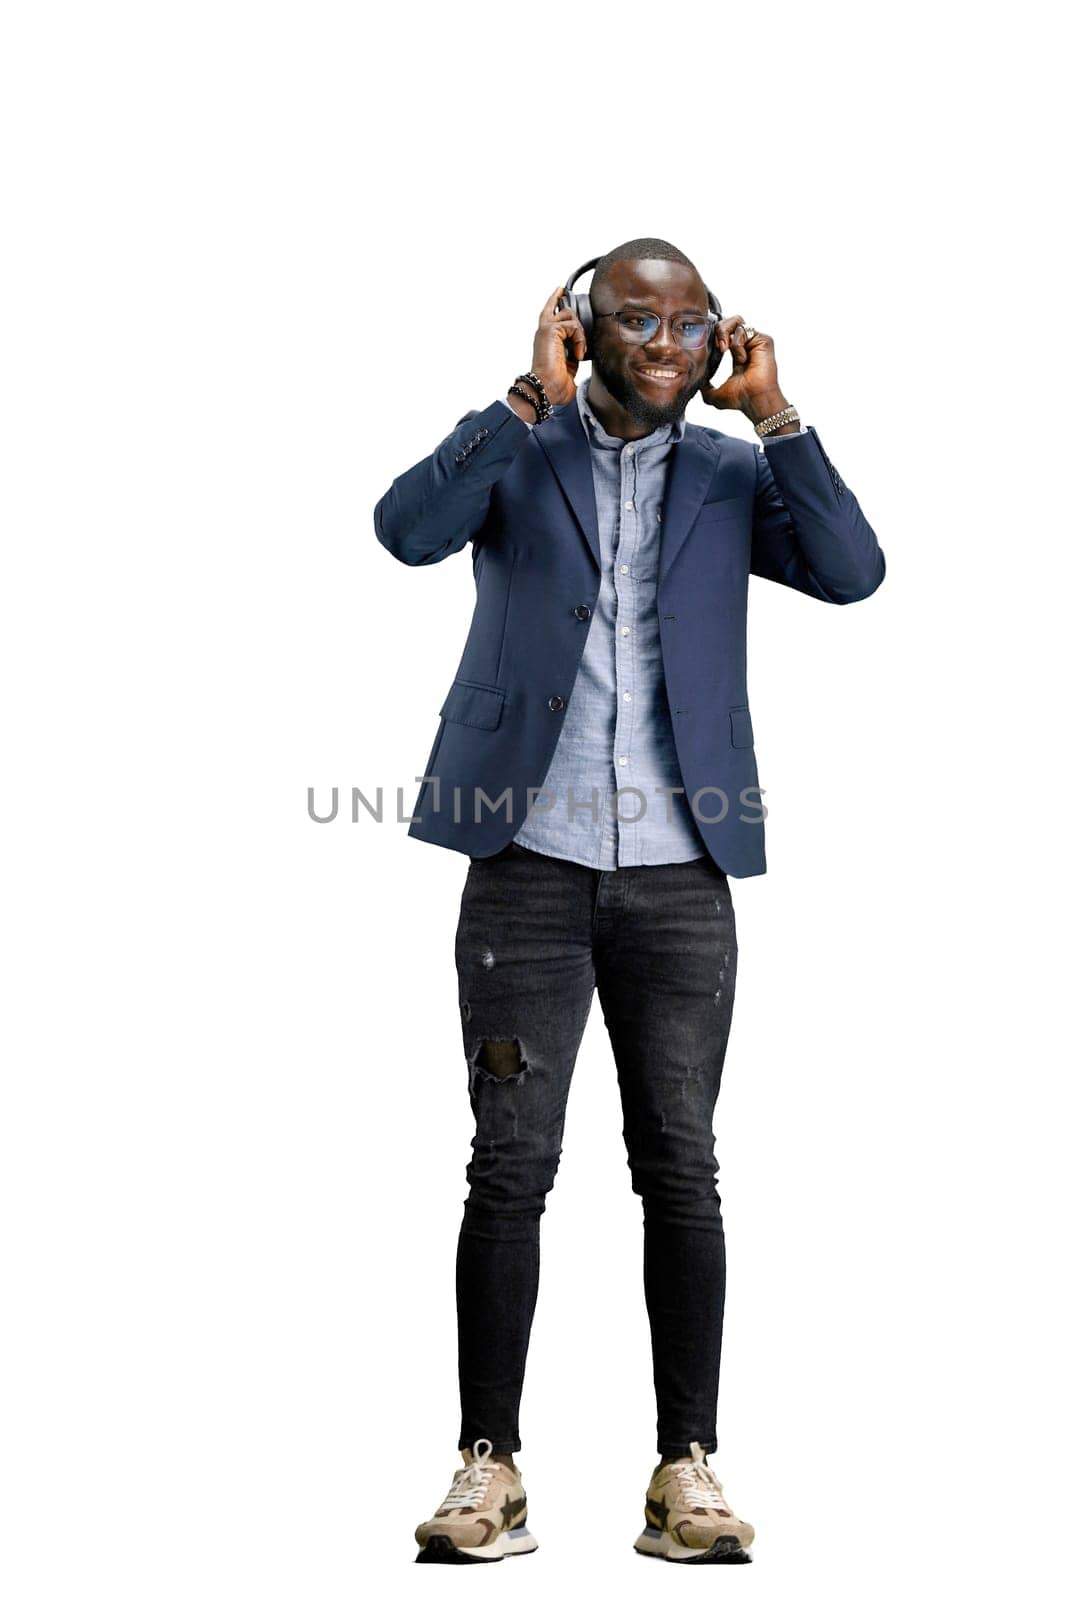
[557,256,726,381]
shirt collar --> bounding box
[575,374,687,449]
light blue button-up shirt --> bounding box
[507,377,807,870]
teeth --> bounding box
[638,367,680,378]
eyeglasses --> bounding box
[594,309,715,350]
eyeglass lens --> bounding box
[615,312,711,349]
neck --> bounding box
[584,373,660,441]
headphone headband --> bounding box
[562,256,603,298]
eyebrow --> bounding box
[617,301,708,318]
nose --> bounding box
[643,318,685,359]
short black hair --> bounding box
[589,237,704,313]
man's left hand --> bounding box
[700,315,790,427]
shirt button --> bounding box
[620,626,631,637]
[623,691,632,702]
[618,755,628,766]
[547,695,565,711]
[620,564,629,574]
[656,509,662,521]
[625,500,634,511]
[626,446,634,456]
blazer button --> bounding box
[548,695,565,711]
[573,604,591,621]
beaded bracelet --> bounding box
[507,383,543,420]
[754,404,800,438]
[516,369,549,407]
[508,377,551,423]
[516,370,553,421]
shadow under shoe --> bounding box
[414,1438,538,1563]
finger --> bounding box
[713,313,744,352]
[712,317,748,368]
[729,322,749,367]
[701,380,734,410]
[541,284,566,320]
[540,311,587,368]
[550,311,585,346]
[566,330,588,365]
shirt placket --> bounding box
[614,440,641,866]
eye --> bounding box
[620,314,654,330]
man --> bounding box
[374,238,885,1564]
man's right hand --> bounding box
[513,284,588,412]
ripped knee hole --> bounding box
[473,1037,526,1081]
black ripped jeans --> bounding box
[453,840,738,1460]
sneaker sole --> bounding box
[415,1526,538,1563]
[634,1526,753,1563]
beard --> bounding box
[589,323,708,429]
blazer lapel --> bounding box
[658,428,724,584]
[531,399,601,571]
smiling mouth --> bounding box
[633,365,685,386]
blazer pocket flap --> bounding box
[696,492,750,524]
[730,706,754,748]
[439,679,505,731]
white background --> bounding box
[2,3,1063,1595]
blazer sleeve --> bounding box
[750,426,886,604]
[373,399,531,566]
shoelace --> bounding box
[439,1438,503,1510]
[672,1458,730,1512]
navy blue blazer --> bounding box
[374,396,885,876]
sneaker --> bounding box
[414,1438,538,1563]
[634,1441,755,1563]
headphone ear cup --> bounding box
[559,291,592,366]
[573,292,595,348]
[557,291,581,366]
[704,284,725,382]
